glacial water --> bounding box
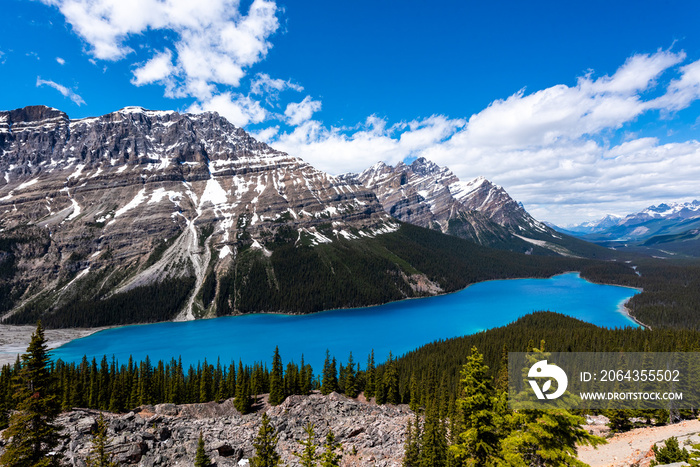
[52,273,639,371]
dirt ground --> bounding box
[579,418,700,466]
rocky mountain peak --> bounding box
[345,158,567,254]
[4,105,68,124]
[409,157,442,175]
[0,105,399,324]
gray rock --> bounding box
[6,392,411,466]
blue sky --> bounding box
[2,0,700,224]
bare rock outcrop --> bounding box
[39,392,411,466]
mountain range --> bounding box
[556,200,700,257]
[0,105,605,328]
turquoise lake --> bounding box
[52,273,639,371]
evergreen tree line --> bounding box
[386,311,700,412]
[4,315,700,465]
[0,343,410,426]
[576,257,700,330]
[2,312,699,432]
[3,311,700,426]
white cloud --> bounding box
[188,92,267,127]
[131,49,174,86]
[42,0,280,102]
[653,58,700,112]
[269,49,700,224]
[250,73,303,105]
[251,73,303,95]
[36,76,86,106]
[284,96,322,126]
[250,125,280,142]
[273,115,465,175]
[56,57,65,65]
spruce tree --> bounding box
[300,355,312,396]
[269,347,285,406]
[364,350,376,400]
[321,350,337,395]
[0,321,62,467]
[293,423,319,467]
[383,352,399,405]
[194,432,211,467]
[403,415,421,467]
[86,414,118,467]
[449,346,501,466]
[409,374,420,412]
[319,429,343,467]
[500,345,606,466]
[606,409,633,433]
[234,361,252,414]
[344,353,357,398]
[250,413,281,467]
[199,360,213,403]
[651,437,690,466]
[418,400,447,467]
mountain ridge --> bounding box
[0,105,402,325]
[0,105,609,328]
[343,157,614,259]
[554,200,700,257]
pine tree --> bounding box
[293,423,319,467]
[364,350,376,400]
[606,409,633,433]
[409,373,420,412]
[383,352,399,405]
[269,347,285,406]
[344,353,357,398]
[194,432,211,467]
[250,413,281,467]
[403,415,421,467]
[494,344,509,394]
[0,321,63,467]
[234,361,252,414]
[500,345,606,466]
[418,400,447,467]
[651,437,690,466]
[321,350,337,395]
[449,346,501,466]
[199,360,213,403]
[300,355,312,396]
[86,414,118,467]
[651,436,690,467]
[319,429,343,467]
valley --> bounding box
[0,105,624,330]
[1,105,699,467]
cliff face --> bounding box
[0,106,397,325]
[27,393,410,467]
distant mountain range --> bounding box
[554,201,700,257]
[0,105,607,328]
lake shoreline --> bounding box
[1,271,644,365]
[0,324,113,366]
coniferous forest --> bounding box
[3,312,700,465]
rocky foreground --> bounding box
[11,392,412,466]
